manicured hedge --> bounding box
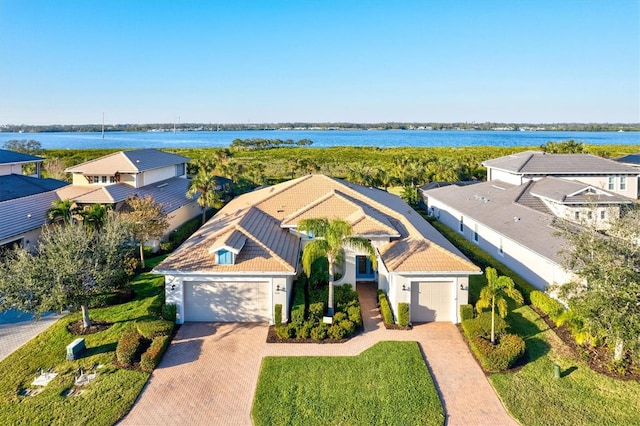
[398,302,410,327]
[116,329,143,365]
[377,290,394,325]
[347,305,362,327]
[462,312,508,341]
[468,333,526,372]
[274,304,283,326]
[530,291,565,324]
[161,303,177,322]
[460,304,474,321]
[290,278,306,323]
[136,319,174,339]
[139,335,171,373]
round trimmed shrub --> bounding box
[339,319,355,335]
[463,312,508,340]
[297,321,314,339]
[328,324,347,340]
[347,305,362,326]
[308,302,325,322]
[310,324,328,341]
[333,312,347,323]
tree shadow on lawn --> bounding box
[508,310,551,367]
[84,342,118,358]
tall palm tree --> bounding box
[78,203,109,231]
[475,267,524,344]
[298,218,377,316]
[187,173,222,225]
[47,199,79,224]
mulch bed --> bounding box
[531,306,640,381]
[67,320,113,335]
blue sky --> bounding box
[0,0,638,125]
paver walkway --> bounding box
[122,282,517,426]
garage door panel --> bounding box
[185,282,270,322]
[411,281,452,323]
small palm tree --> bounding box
[476,267,524,344]
[187,173,222,225]
[47,199,79,224]
[298,218,377,316]
[79,203,109,231]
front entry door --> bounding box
[356,256,375,280]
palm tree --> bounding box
[475,267,524,344]
[47,199,79,224]
[298,218,377,316]
[78,203,109,231]
[187,173,222,225]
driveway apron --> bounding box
[122,282,517,425]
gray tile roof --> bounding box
[425,180,568,263]
[528,177,630,205]
[65,149,189,174]
[0,175,68,202]
[616,153,640,165]
[483,151,639,175]
[0,149,43,165]
[0,190,60,242]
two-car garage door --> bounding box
[410,281,453,322]
[184,281,270,322]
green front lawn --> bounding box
[252,341,444,426]
[491,305,640,426]
[0,256,167,426]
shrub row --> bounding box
[136,319,174,339]
[530,291,565,323]
[116,329,143,365]
[161,303,177,323]
[377,290,394,325]
[290,277,306,323]
[460,304,474,321]
[428,218,537,303]
[398,302,410,327]
[140,335,171,373]
[274,304,282,326]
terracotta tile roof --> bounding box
[156,174,479,275]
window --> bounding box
[600,210,606,220]
[92,176,99,184]
[473,224,479,243]
[101,176,107,183]
[109,176,116,183]
[217,249,233,265]
[587,211,593,220]
[620,176,627,191]
[459,216,464,233]
[608,176,615,191]
[575,211,580,220]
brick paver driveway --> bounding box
[120,322,268,426]
[121,283,517,426]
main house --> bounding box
[423,151,640,290]
[155,174,480,325]
[1,148,201,251]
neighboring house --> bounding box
[616,153,640,196]
[0,149,68,250]
[483,150,640,199]
[424,151,639,291]
[63,149,201,234]
[155,174,480,325]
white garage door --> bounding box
[410,281,453,322]
[184,281,270,322]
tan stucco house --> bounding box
[155,174,480,325]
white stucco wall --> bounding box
[554,174,639,199]
[165,200,201,235]
[0,164,22,175]
[141,166,178,187]
[487,168,523,185]
[429,198,571,290]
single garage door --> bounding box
[411,281,453,322]
[184,281,270,322]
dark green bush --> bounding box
[335,283,358,309]
[462,312,508,340]
[460,304,474,321]
[347,305,362,327]
[310,324,328,341]
[530,291,565,324]
[274,304,282,326]
[147,294,164,318]
[468,333,526,372]
[140,335,171,373]
[398,302,410,327]
[378,291,394,325]
[136,319,174,339]
[291,278,306,323]
[165,214,204,251]
[339,319,355,335]
[116,329,142,365]
[161,303,177,322]
[286,323,298,338]
[328,324,347,340]
[308,302,325,322]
